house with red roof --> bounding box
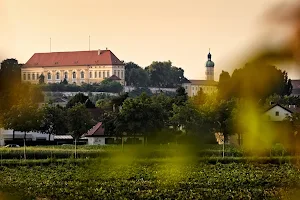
[83,122,144,145]
[21,49,125,85]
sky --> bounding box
[1,0,299,80]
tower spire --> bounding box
[208,48,211,61]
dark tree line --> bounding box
[218,63,293,101]
[125,61,186,88]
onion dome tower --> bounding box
[205,49,215,81]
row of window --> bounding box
[23,70,125,81]
[192,86,215,91]
[23,73,40,81]
[113,70,124,79]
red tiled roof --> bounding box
[23,50,124,68]
[85,122,105,137]
[108,74,121,81]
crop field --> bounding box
[0,158,300,200]
[0,145,300,200]
[0,146,300,200]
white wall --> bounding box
[264,106,292,121]
[88,137,106,145]
[87,136,144,145]
[124,86,177,93]
[0,129,54,145]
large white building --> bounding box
[182,50,218,97]
[21,49,125,85]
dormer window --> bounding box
[275,111,279,116]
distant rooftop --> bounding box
[23,50,124,68]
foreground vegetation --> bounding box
[1,157,300,200]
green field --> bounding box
[0,145,300,200]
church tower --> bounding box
[205,49,215,81]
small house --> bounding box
[84,122,144,145]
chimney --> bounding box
[98,49,101,55]
[106,47,108,50]
[270,101,275,105]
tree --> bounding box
[0,58,21,90]
[67,103,93,158]
[114,93,165,144]
[218,70,231,100]
[145,61,186,87]
[228,63,293,100]
[128,87,152,97]
[39,74,45,84]
[174,86,188,106]
[39,105,67,140]
[0,59,22,124]
[2,101,40,159]
[85,99,96,108]
[66,93,95,108]
[62,78,68,85]
[191,88,207,105]
[127,67,149,87]
[111,93,129,111]
[214,99,237,143]
[124,62,149,87]
[170,102,216,144]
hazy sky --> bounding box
[1,0,298,80]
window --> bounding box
[114,70,116,75]
[117,70,120,77]
[99,71,101,78]
[47,73,51,80]
[121,71,123,78]
[28,74,31,80]
[103,71,105,78]
[64,72,68,79]
[107,71,110,77]
[32,73,35,80]
[275,111,279,116]
[95,71,97,78]
[90,72,92,78]
[81,71,85,79]
[37,73,39,79]
[23,73,26,80]
[56,72,60,80]
[72,72,76,79]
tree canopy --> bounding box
[218,64,293,101]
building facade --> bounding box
[183,50,218,97]
[21,49,125,85]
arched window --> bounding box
[56,72,60,80]
[72,71,76,79]
[23,73,26,80]
[90,71,92,78]
[28,74,31,80]
[81,71,85,79]
[32,73,35,80]
[64,72,68,79]
[47,73,51,80]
